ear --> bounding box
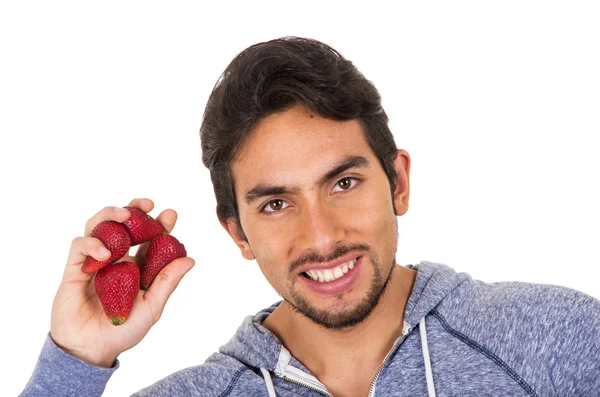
[392,149,411,216]
[220,218,255,260]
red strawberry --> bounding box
[140,234,187,289]
[82,221,131,274]
[94,261,140,325]
[122,206,164,246]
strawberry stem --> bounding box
[110,317,126,326]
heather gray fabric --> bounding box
[21,260,600,396]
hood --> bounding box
[403,260,470,327]
[218,301,285,371]
[218,260,470,372]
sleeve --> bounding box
[20,332,119,397]
[550,289,600,396]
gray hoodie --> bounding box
[22,261,600,396]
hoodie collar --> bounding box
[218,261,469,372]
[218,301,284,371]
[403,260,470,327]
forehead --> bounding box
[231,105,376,193]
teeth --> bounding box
[333,267,343,278]
[305,257,359,283]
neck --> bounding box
[262,263,417,380]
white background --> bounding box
[1,1,599,395]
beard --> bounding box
[284,243,395,331]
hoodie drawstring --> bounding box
[260,367,277,397]
[260,319,436,397]
[419,317,437,397]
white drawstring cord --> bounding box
[261,319,435,397]
[420,317,437,397]
[260,367,277,397]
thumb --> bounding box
[142,257,195,324]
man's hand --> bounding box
[50,198,195,367]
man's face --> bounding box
[226,105,409,330]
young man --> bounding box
[22,37,600,396]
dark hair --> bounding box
[200,36,398,239]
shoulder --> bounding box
[441,276,600,327]
[432,275,600,357]
[434,280,600,366]
[131,352,266,397]
[435,276,600,392]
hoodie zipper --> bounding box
[280,375,333,397]
[276,321,412,397]
[367,322,413,396]
[278,363,333,396]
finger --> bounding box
[66,237,111,267]
[141,257,195,324]
[155,209,178,234]
[62,237,111,282]
[126,198,155,213]
[131,209,177,260]
[84,206,131,237]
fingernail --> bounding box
[98,246,110,257]
[115,207,129,214]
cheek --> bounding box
[348,184,395,232]
[253,251,288,294]
[247,207,308,266]
[249,220,294,261]
[347,184,398,262]
[248,230,291,286]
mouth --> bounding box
[298,255,364,295]
[300,257,359,283]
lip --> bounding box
[298,256,364,295]
[296,252,363,275]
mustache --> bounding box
[290,243,370,273]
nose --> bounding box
[296,201,346,255]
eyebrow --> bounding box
[244,155,371,205]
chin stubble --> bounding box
[285,254,395,331]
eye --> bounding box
[261,199,289,214]
[332,177,359,193]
